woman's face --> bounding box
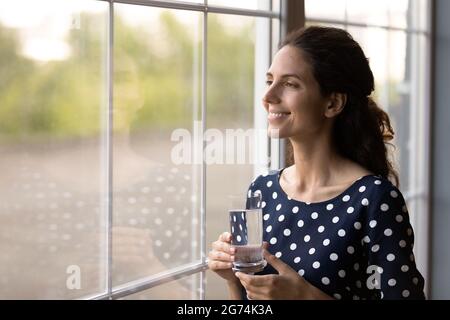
[263,45,331,140]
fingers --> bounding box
[246,290,267,300]
[207,250,233,270]
[236,273,273,300]
[212,234,235,255]
[263,249,289,274]
[211,241,235,254]
[207,260,233,271]
[208,250,234,263]
[208,232,236,272]
[236,272,274,288]
[219,232,232,243]
[207,249,235,272]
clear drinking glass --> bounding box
[228,192,267,274]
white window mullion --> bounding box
[198,1,208,300]
[106,0,114,299]
[254,17,271,177]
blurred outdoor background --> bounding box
[1,0,449,300]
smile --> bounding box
[268,112,291,121]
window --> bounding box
[2,0,429,300]
[305,0,432,292]
[0,0,280,299]
[0,0,109,299]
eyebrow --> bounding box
[266,72,304,82]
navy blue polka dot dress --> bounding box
[245,168,425,300]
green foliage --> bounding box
[0,10,255,139]
[207,16,254,126]
[0,13,106,139]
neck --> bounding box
[288,132,344,191]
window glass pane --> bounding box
[348,27,411,191]
[205,13,272,299]
[410,0,429,31]
[113,5,202,287]
[346,0,389,27]
[0,0,108,298]
[305,0,346,21]
[208,0,271,11]
[305,21,347,30]
[120,273,200,299]
[304,1,430,290]
[387,31,410,191]
[406,195,428,276]
[272,0,281,13]
[388,0,409,29]
[347,27,389,112]
[147,0,204,3]
[272,17,280,54]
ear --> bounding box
[324,92,347,118]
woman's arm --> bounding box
[227,279,243,300]
[363,185,425,299]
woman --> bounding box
[208,26,425,300]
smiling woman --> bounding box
[277,27,398,187]
[208,26,425,300]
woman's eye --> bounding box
[285,82,297,88]
[265,80,273,86]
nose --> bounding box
[262,84,281,105]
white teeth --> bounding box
[269,112,290,118]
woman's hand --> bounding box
[208,232,238,284]
[235,249,333,300]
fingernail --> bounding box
[230,247,236,253]
[230,255,235,261]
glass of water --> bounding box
[228,192,267,274]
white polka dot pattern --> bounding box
[242,170,425,300]
[3,163,198,297]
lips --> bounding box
[268,108,291,114]
[268,111,291,121]
[269,112,290,116]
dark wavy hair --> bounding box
[282,26,399,186]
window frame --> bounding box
[85,0,286,300]
[303,0,433,298]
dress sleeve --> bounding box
[363,185,426,300]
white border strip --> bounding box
[98,0,279,18]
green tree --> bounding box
[0,11,255,138]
